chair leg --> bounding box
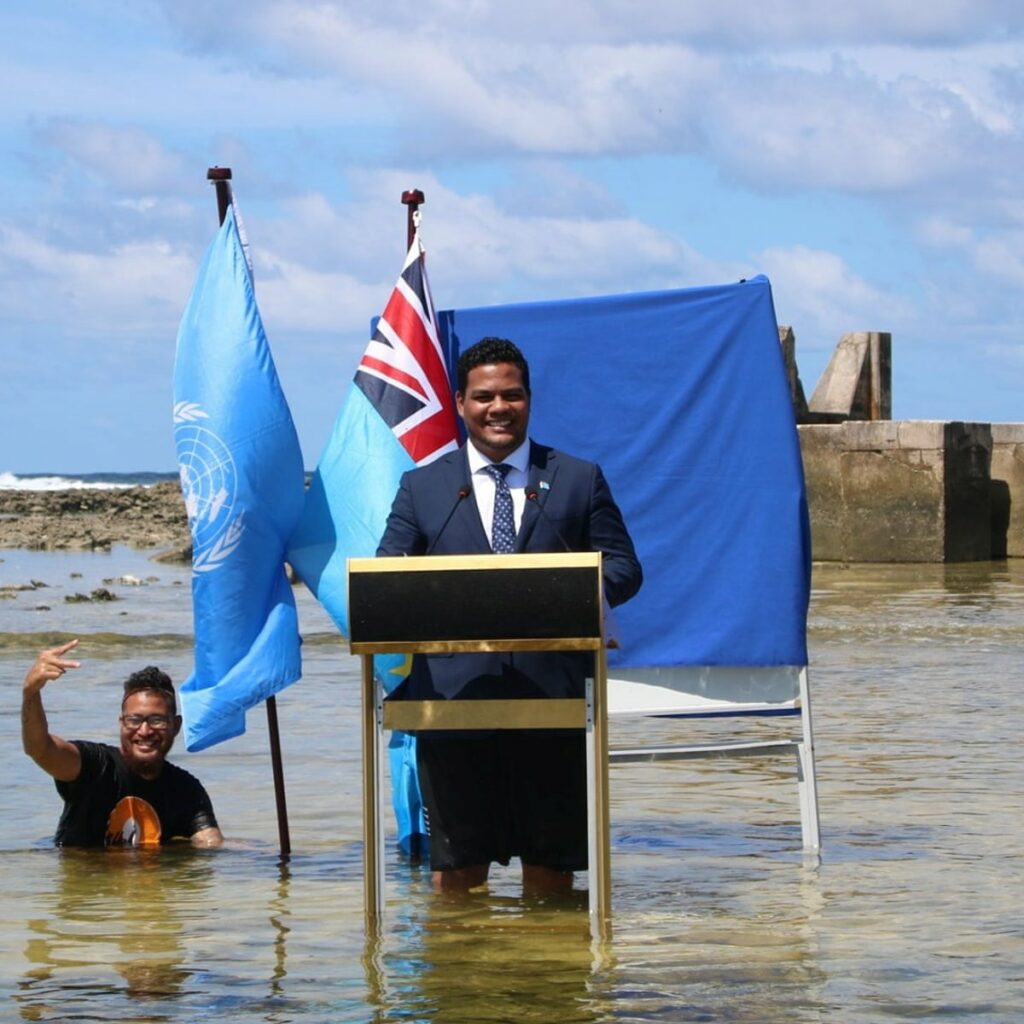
[796,741,821,851]
[796,667,821,852]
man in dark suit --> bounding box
[377,337,642,891]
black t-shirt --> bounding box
[54,741,218,847]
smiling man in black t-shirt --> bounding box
[22,639,222,848]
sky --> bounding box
[1,0,1022,472]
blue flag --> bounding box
[286,385,416,638]
[173,204,305,752]
[287,236,459,852]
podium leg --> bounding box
[586,651,612,942]
[362,654,384,922]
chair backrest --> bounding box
[609,665,803,718]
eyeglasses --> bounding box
[121,714,173,731]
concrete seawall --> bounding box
[781,324,1021,562]
[799,420,1022,562]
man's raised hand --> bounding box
[24,639,81,696]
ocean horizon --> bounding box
[0,470,179,491]
[0,470,316,491]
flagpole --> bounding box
[401,189,425,250]
[206,165,292,860]
[397,187,428,865]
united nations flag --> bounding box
[173,202,305,752]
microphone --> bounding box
[525,488,573,553]
[426,485,471,555]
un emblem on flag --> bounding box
[174,402,245,573]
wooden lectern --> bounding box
[348,551,612,940]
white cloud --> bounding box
[331,169,746,307]
[255,257,387,337]
[0,225,195,337]
[37,121,189,193]
[3,0,1023,465]
[971,231,1024,286]
[984,341,1024,365]
[916,216,1024,288]
[146,1,1024,217]
[716,56,1000,203]
[758,244,914,346]
[917,216,974,248]
[0,161,745,355]
[156,1,1024,50]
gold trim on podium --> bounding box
[354,637,601,655]
[350,552,601,573]
[382,698,587,732]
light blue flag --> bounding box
[287,236,460,853]
[173,204,305,752]
[287,383,421,849]
[286,385,414,638]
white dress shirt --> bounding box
[465,440,530,549]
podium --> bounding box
[348,552,612,939]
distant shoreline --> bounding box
[0,482,191,561]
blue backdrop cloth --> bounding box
[173,205,306,752]
[436,274,810,668]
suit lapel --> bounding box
[516,443,558,551]
[447,448,490,551]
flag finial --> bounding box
[401,189,425,249]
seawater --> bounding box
[1,548,1022,1022]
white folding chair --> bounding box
[608,665,820,851]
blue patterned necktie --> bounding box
[484,463,516,553]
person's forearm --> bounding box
[21,689,51,761]
[22,686,81,780]
[21,640,83,780]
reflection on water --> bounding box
[0,560,1022,1021]
[16,850,202,1020]
[365,886,600,1024]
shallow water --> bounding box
[1,550,1022,1022]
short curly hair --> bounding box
[456,337,530,395]
[122,666,177,714]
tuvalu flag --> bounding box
[287,229,459,851]
[173,202,305,752]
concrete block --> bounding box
[777,325,809,420]
[798,427,847,559]
[895,420,949,450]
[798,420,992,562]
[990,426,1024,558]
[808,331,892,420]
[844,420,902,451]
[990,423,1024,444]
[796,424,846,451]
[943,423,992,561]
[808,334,867,415]
[843,448,945,561]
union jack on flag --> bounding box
[355,240,459,465]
